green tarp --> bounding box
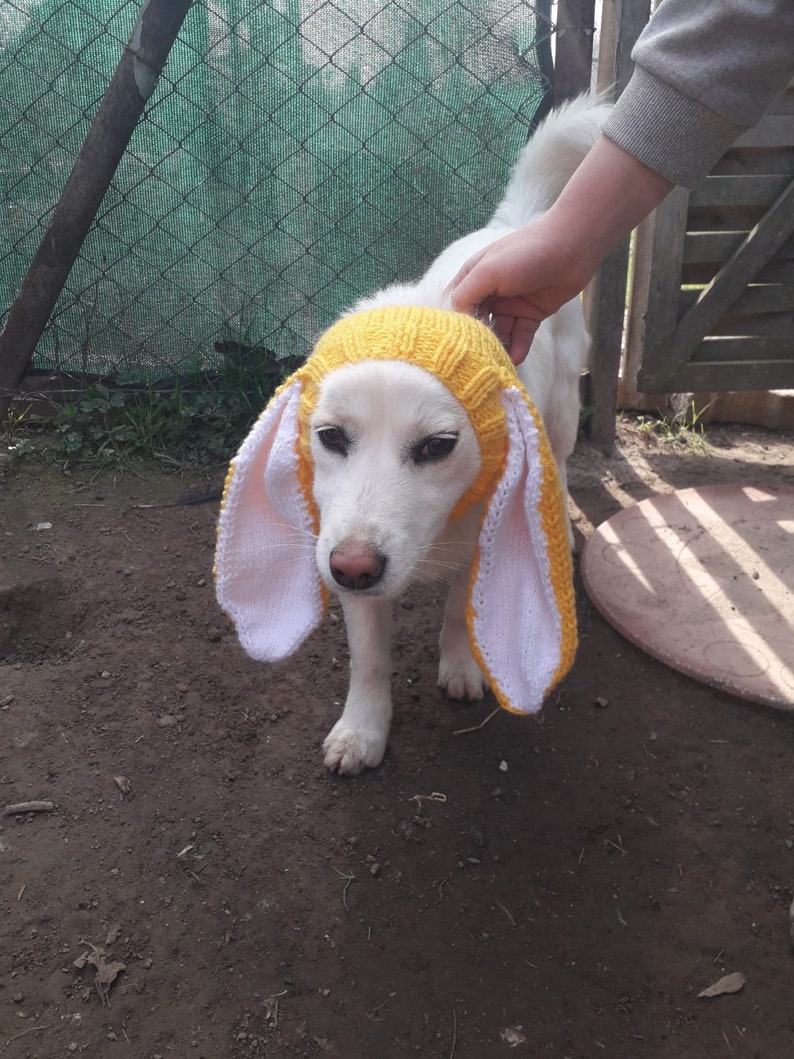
[0,0,553,382]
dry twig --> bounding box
[4,800,55,816]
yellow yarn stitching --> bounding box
[461,389,577,714]
[296,306,516,519]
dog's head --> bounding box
[307,358,483,596]
[215,305,576,713]
[297,307,512,598]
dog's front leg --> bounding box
[438,569,487,701]
[323,594,393,776]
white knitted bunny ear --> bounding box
[215,380,324,661]
[467,387,577,714]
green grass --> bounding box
[4,341,300,469]
[631,399,712,454]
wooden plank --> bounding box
[734,115,794,148]
[595,0,650,96]
[710,311,794,337]
[670,358,794,393]
[689,174,791,208]
[585,0,651,445]
[586,242,631,445]
[683,258,794,286]
[552,0,596,103]
[680,283,794,316]
[712,147,794,177]
[688,204,769,233]
[683,228,794,265]
[667,181,794,367]
[631,188,691,393]
[690,335,794,362]
[767,83,794,115]
[638,188,691,356]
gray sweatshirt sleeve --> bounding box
[602,0,794,187]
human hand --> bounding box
[449,136,674,365]
[449,214,591,365]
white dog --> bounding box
[216,96,609,775]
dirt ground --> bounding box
[2,417,793,1059]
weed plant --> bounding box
[6,342,301,467]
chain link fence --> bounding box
[1,0,554,385]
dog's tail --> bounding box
[490,93,611,229]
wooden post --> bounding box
[553,0,596,104]
[0,0,193,424]
[584,0,651,447]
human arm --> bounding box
[451,0,794,364]
[449,134,674,364]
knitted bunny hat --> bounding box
[215,305,577,714]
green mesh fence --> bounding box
[0,0,554,384]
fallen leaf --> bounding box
[698,971,745,998]
[113,776,131,796]
[74,943,126,1006]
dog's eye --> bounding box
[413,434,458,464]
[316,426,349,455]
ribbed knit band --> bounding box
[603,66,741,188]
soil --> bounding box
[2,417,793,1059]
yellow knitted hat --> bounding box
[297,307,512,521]
[215,305,577,714]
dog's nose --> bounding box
[329,546,386,591]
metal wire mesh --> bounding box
[0,0,554,384]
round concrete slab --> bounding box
[580,485,794,710]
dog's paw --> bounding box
[438,655,487,701]
[323,721,388,776]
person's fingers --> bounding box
[507,317,538,365]
[489,311,514,348]
[489,312,538,365]
[448,251,494,315]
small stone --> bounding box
[370,862,381,877]
[499,760,508,772]
[594,696,609,708]
[101,671,111,680]
[157,715,178,728]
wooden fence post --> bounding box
[0,0,193,424]
[552,0,597,104]
[584,0,650,447]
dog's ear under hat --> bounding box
[466,386,577,714]
[215,379,325,661]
